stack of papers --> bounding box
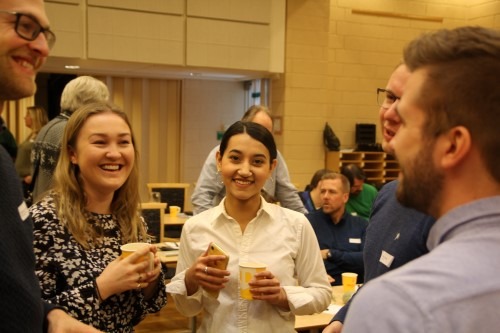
[159,250,179,257]
[323,304,343,315]
[159,242,179,250]
[157,242,179,257]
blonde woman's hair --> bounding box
[52,101,146,248]
[27,106,48,136]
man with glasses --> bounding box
[322,63,435,333]
[0,1,100,332]
[343,26,500,333]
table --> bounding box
[162,214,189,241]
[155,240,180,265]
[295,286,345,332]
[164,214,189,226]
[159,254,178,265]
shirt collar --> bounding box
[427,195,500,250]
[316,209,348,225]
[212,196,272,224]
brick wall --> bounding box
[274,0,499,188]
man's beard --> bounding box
[396,144,443,217]
[0,75,37,101]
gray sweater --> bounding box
[31,112,70,203]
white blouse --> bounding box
[167,197,332,333]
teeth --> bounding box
[102,165,119,171]
[19,60,34,69]
[235,179,252,185]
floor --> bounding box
[135,293,314,333]
[135,293,202,333]
[134,273,313,333]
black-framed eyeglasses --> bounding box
[377,88,401,109]
[0,10,56,49]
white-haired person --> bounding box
[31,75,109,202]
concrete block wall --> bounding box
[274,0,499,188]
[272,0,331,190]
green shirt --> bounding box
[346,183,378,220]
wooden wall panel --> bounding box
[186,18,270,70]
[88,7,184,65]
[45,2,84,58]
[87,0,184,14]
[44,0,285,73]
[94,76,182,199]
[187,0,271,23]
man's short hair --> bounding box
[321,172,351,194]
[341,164,366,188]
[403,26,500,182]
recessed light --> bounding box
[65,65,80,69]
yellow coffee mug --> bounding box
[120,242,154,272]
[239,262,266,300]
[169,206,181,217]
[341,272,358,293]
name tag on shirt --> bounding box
[18,201,29,221]
[380,250,395,268]
[349,238,361,244]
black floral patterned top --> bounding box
[30,194,167,332]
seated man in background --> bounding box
[307,172,367,285]
[340,164,377,220]
[299,168,332,213]
[191,105,307,215]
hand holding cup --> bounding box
[96,243,159,300]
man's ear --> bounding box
[342,192,349,204]
[439,126,471,169]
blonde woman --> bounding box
[15,106,48,198]
[30,102,166,332]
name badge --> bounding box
[380,250,394,268]
[349,238,361,244]
[18,201,30,221]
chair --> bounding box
[147,183,190,214]
[139,202,167,243]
